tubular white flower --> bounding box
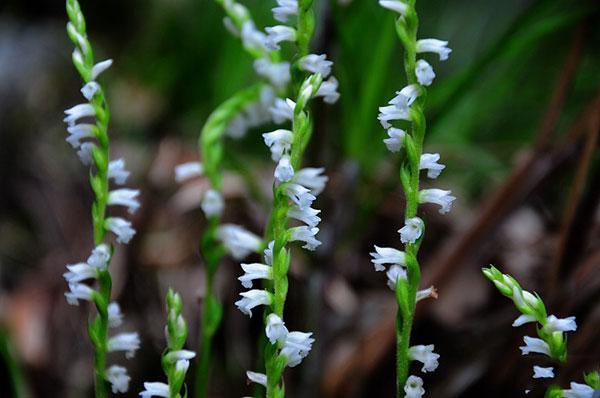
[415,59,435,86]
[416,39,452,61]
[64,263,98,283]
[416,286,438,302]
[563,382,594,398]
[108,159,130,185]
[519,336,551,357]
[65,282,95,305]
[254,58,291,89]
[384,127,406,152]
[316,76,340,104]
[165,349,196,363]
[76,142,96,165]
[294,167,328,195]
[533,366,554,379]
[216,224,262,260]
[512,287,542,311]
[222,17,239,37]
[85,242,110,269]
[378,104,410,129]
[108,189,141,214]
[241,21,269,53]
[265,25,297,50]
[66,123,95,148]
[174,161,204,183]
[379,0,409,15]
[285,183,317,210]
[419,153,446,179]
[108,332,140,359]
[246,371,267,387]
[404,375,425,398]
[409,345,440,373]
[201,189,224,218]
[264,240,274,266]
[108,302,124,328]
[266,314,289,344]
[81,81,100,101]
[512,314,536,327]
[280,331,314,367]
[269,98,295,124]
[263,129,294,161]
[289,226,321,250]
[544,315,577,333]
[239,263,273,288]
[105,217,136,244]
[370,246,406,272]
[275,155,294,182]
[272,0,298,23]
[91,59,113,80]
[139,382,170,398]
[175,359,190,375]
[64,103,96,126]
[235,289,272,317]
[386,264,407,290]
[299,54,333,78]
[398,217,424,244]
[288,205,321,227]
[389,84,420,110]
[106,365,130,393]
[418,188,456,214]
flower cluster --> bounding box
[63,0,140,394]
[140,290,195,398]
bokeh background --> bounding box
[1,0,599,397]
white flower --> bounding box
[108,332,140,359]
[266,314,289,344]
[106,365,130,393]
[280,331,314,367]
[235,290,272,317]
[389,84,420,110]
[519,336,551,357]
[239,263,273,288]
[165,349,196,363]
[418,188,456,214]
[139,382,170,398]
[512,287,541,310]
[275,155,295,182]
[404,375,425,398]
[416,39,452,61]
[105,217,136,244]
[64,103,96,126]
[174,162,203,183]
[409,345,440,373]
[415,59,435,86]
[285,183,316,210]
[66,123,95,148]
[254,58,291,89]
[272,0,298,23]
[108,159,130,185]
[563,382,594,398]
[370,246,406,272]
[289,226,321,250]
[383,127,406,152]
[241,21,269,53]
[533,366,554,379]
[316,76,340,104]
[216,224,262,259]
[81,81,100,101]
[86,241,110,269]
[65,282,95,305]
[264,241,274,265]
[512,314,536,327]
[269,98,295,124]
[416,286,438,302]
[108,302,124,328]
[222,17,239,37]
[379,0,408,15]
[386,264,407,290]
[263,129,294,161]
[76,142,96,165]
[64,263,98,283]
[419,153,445,179]
[108,189,140,214]
[91,59,113,80]
[201,189,224,218]
[288,205,321,227]
[246,371,267,387]
[299,54,333,77]
[175,359,190,375]
[294,167,328,195]
[398,217,424,244]
[265,25,297,50]
[544,315,577,333]
[378,104,410,129]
